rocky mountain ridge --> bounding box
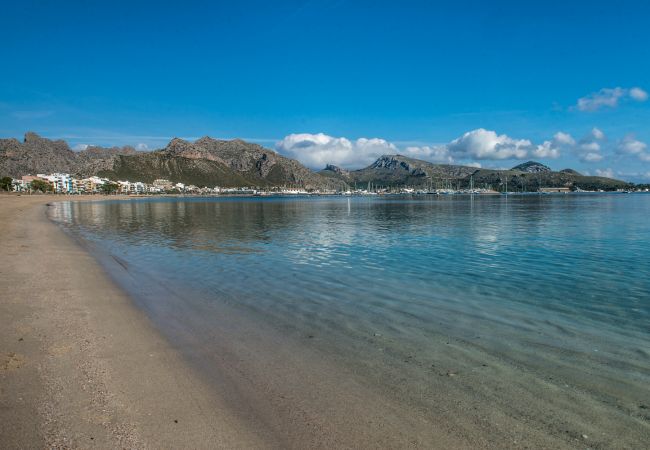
[0,132,345,190]
[320,155,630,191]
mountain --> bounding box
[99,136,345,189]
[0,132,345,190]
[320,155,477,187]
[511,161,551,173]
[0,132,136,178]
[320,164,350,177]
[320,155,631,191]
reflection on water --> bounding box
[52,194,650,437]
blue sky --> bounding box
[2,0,650,180]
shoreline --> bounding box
[0,195,265,448]
[2,194,648,448]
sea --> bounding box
[50,194,650,447]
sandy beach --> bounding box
[0,194,265,448]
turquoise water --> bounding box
[51,194,650,446]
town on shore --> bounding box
[1,171,648,196]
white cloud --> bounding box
[590,127,605,140]
[582,152,604,162]
[575,128,606,162]
[576,87,648,111]
[554,131,576,146]
[277,127,650,170]
[403,145,453,164]
[616,135,647,155]
[533,141,560,159]
[446,128,531,160]
[276,133,396,168]
[614,134,650,162]
[277,129,586,169]
[630,87,648,101]
[532,131,574,159]
[595,168,614,178]
[73,143,89,151]
[136,143,149,151]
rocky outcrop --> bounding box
[512,161,551,173]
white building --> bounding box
[37,173,73,193]
[117,180,147,194]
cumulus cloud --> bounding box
[630,87,649,101]
[616,134,647,155]
[276,133,396,168]
[73,143,89,151]
[402,145,453,164]
[276,129,584,168]
[576,87,648,111]
[554,131,576,146]
[616,135,650,162]
[590,127,605,140]
[575,128,606,162]
[595,168,614,178]
[446,128,531,160]
[532,131,574,159]
[136,143,149,151]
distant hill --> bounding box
[560,168,582,176]
[467,168,628,191]
[320,155,477,187]
[0,132,345,190]
[320,156,631,191]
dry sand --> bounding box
[0,194,265,448]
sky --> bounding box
[1,0,650,181]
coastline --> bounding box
[2,194,648,449]
[0,194,264,448]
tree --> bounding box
[100,182,118,195]
[0,176,12,191]
[30,179,53,193]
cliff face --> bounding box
[0,133,135,178]
[0,133,78,177]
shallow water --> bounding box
[51,194,650,447]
